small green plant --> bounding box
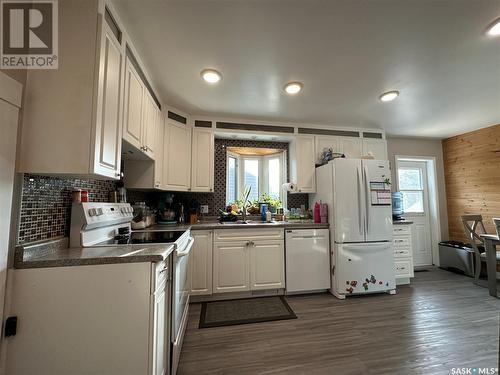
[260,193,282,208]
[381,175,391,186]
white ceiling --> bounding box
[112,0,500,138]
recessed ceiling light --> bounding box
[487,18,500,36]
[379,90,399,102]
[284,82,303,95]
[201,69,222,84]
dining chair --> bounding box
[461,214,488,286]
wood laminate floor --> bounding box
[178,268,500,375]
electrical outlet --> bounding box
[201,205,209,214]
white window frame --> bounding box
[226,151,239,205]
[226,150,287,208]
[396,161,427,215]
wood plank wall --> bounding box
[442,124,500,241]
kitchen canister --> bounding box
[260,204,268,222]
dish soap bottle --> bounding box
[266,209,272,223]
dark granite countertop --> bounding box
[15,237,175,269]
[16,221,329,269]
[140,221,330,231]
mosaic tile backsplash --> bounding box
[18,174,116,244]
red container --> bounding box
[313,202,321,223]
[81,190,89,202]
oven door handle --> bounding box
[176,236,194,258]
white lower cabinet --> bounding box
[152,276,168,375]
[213,229,285,294]
[213,241,250,293]
[6,261,171,375]
[189,231,213,295]
[250,240,285,290]
[393,224,415,285]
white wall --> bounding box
[386,137,449,241]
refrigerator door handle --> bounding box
[356,166,364,236]
[343,242,390,251]
[363,165,370,235]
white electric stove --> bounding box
[70,202,193,375]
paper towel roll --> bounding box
[282,183,298,192]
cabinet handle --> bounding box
[115,172,123,178]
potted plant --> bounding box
[260,193,282,214]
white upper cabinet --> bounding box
[362,139,388,160]
[142,92,158,160]
[122,58,144,151]
[290,135,316,193]
[191,128,214,192]
[154,111,164,188]
[92,22,123,178]
[19,1,124,179]
[122,55,159,161]
[339,137,363,158]
[163,118,192,191]
[315,136,340,164]
[123,111,164,190]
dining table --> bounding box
[479,233,500,298]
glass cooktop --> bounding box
[96,230,185,246]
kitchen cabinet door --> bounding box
[250,240,285,290]
[92,23,123,179]
[152,280,167,375]
[190,231,213,295]
[191,128,214,192]
[213,242,250,293]
[290,135,316,193]
[163,119,192,191]
[143,92,158,161]
[153,111,164,189]
[315,136,339,164]
[123,57,144,151]
[339,137,362,158]
[362,139,388,160]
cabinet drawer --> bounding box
[394,248,411,258]
[214,228,284,242]
[393,237,411,248]
[393,225,411,235]
[395,260,412,277]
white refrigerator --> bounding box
[311,158,396,299]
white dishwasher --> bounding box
[285,229,330,294]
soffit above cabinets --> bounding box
[112,0,500,139]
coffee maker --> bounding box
[157,193,177,224]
